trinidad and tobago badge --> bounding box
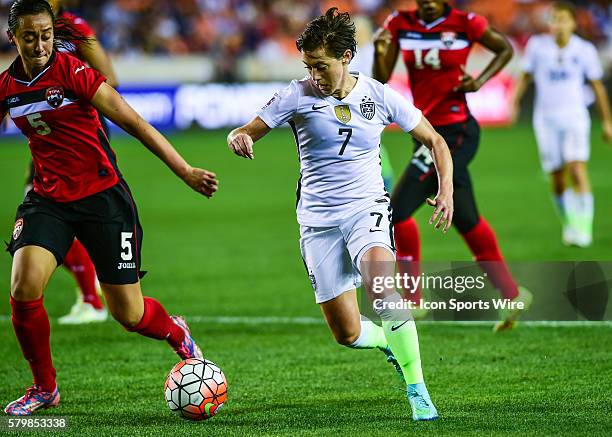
[360,96,375,120]
[13,218,23,240]
[45,86,64,108]
[441,31,457,48]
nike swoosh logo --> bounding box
[312,104,329,110]
[369,229,383,233]
[391,320,409,331]
[75,66,85,74]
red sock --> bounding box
[63,239,103,310]
[10,296,57,392]
[127,297,185,349]
[394,218,422,304]
[461,217,519,300]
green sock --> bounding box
[348,317,388,349]
[376,293,424,384]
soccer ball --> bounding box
[164,358,227,420]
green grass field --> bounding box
[0,124,611,435]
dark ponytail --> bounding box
[8,0,90,50]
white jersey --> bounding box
[258,73,422,227]
[522,34,603,119]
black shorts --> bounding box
[392,115,481,233]
[7,181,144,285]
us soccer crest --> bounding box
[334,105,351,124]
[360,97,375,120]
[45,86,64,108]
[441,31,457,48]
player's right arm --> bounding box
[228,81,299,159]
[372,27,399,84]
[227,117,271,160]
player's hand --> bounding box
[602,120,612,143]
[184,166,218,198]
[373,28,392,55]
[426,191,453,233]
[228,132,254,159]
[453,65,482,93]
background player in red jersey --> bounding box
[373,0,532,330]
[22,0,120,324]
[1,0,217,415]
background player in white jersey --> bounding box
[227,8,453,421]
[513,1,612,247]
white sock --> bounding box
[348,317,388,350]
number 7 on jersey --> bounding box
[338,128,352,156]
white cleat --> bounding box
[58,301,107,325]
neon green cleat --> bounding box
[407,383,438,421]
[494,286,533,332]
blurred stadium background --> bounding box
[0,1,611,434]
[1,0,610,129]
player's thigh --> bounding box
[11,246,59,301]
[343,200,395,290]
[319,289,362,345]
[99,282,144,327]
[391,165,437,224]
[7,192,76,265]
[73,182,144,286]
[300,225,359,304]
[533,115,564,173]
[562,118,591,170]
[451,173,481,234]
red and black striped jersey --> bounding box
[384,7,488,126]
[0,51,119,202]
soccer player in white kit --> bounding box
[227,8,453,421]
[513,1,612,247]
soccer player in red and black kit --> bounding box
[1,0,218,415]
[374,0,532,330]
[23,0,120,324]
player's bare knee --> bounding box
[334,330,359,346]
[111,309,142,328]
[10,273,44,301]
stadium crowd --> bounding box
[0,0,610,57]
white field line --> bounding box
[0,315,610,327]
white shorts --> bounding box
[299,199,394,304]
[533,113,591,173]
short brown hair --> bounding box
[296,7,356,59]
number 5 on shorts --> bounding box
[121,232,133,261]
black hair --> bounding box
[8,0,90,50]
[296,7,356,60]
[552,1,577,19]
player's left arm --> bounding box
[454,28,513,93]
[91,82,218,197]
[589,79,612,143]
[410,117,454,232]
